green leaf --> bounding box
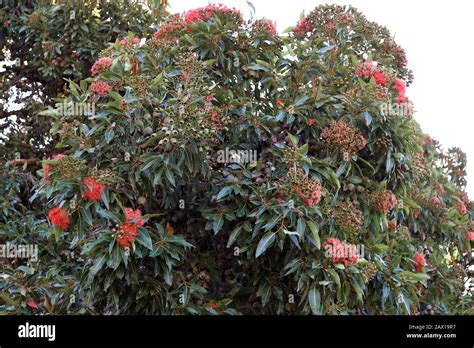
[294,95,309,107]
[256,231,276,258]
[136,229,153,250]
[308,287,321,314]
[361,111,372,126]
[105,128,115,144]
[398,271,431,282]
[213,216,224,234]
[327,268,341,288]
[306,220,320,249]
[90,255,106,276]
[216,186,231,200]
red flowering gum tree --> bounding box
[35,4,473,314]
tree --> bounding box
[1,3,472,315]
[0,0,166,160]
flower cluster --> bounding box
[252,18,277,37]
[91,57,113,76]
[43,154,64,182]
[372,70,387,86]
[184,4,243,25]
[375,190,398,215]
[152,16,185,47]
[48,206,70,230]
[455,199,467,215]
[322,237,359,267]
[91,80,112,97]
[467,232,474,241]
[288,168,322,206]
[355,60,387,86]
[117,208,145,249]
[328,201,363,235]
[361,262,377,283]
[414,252,426,272]
[387,220,397,231]
[83,176,105,202]
[293,18,314,38]
[355,60,375,79]
[321,120,366,156]
[120,37,140,46]
[394,78,408,104]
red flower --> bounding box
[91,81,112,97]
[356,60,375,79]
[293,18,314,38]
[373,70,387,86]
[275,98,284,107]
[254,18,277,36]
[3,21,8,28]
[91,57,113,76]
[376,190,397,215]
[323,237,359,267]
[456,200,467,215]
[125,208,145,226]
[117,223,139,249]
[184,4,243,25]
[206,94,214,103]
[120,37,140,46]
[466,232,474,241]
[394,78,408,104]
[83,176,105,202]
[307,118,316,126]
[117,208,144,248]
[414,252,426,272]
[432,196,441,206]
[48,206,70,230]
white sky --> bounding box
[169,0,474,196]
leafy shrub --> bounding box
[3,3,473,315]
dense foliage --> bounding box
[0,0,165,160]
[1,2,473,315]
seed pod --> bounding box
[137,196,147,205]
[143,126,153,135]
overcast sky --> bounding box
[169,0,474,196]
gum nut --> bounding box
[137,196,147,205]
[426,304,432,310]
[153,111,161,117]
[347,183,355,191]
[255,177,265,185]
[144,113,152,120]
[136,120,144,128]
[356,185,364,192]
[144,126,153,135]
[163,117,171,124]
[430,310,435,315]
